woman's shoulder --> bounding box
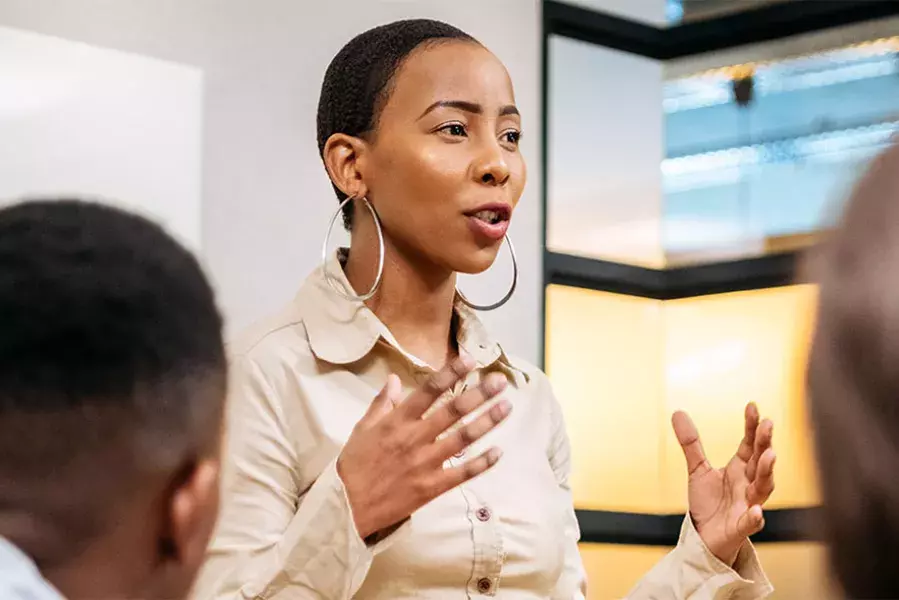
[502,353,554,394]
[227,298,317,375]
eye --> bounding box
[438,123,467,137]
[501,129,522,148]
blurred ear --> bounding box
[167,459,221,572]
[322,133,370,200]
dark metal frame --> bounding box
[537,0,894,546]
[544,0,899,60]
[545,250,799,300]
[577,508,822,546]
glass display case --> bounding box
[664,36,899,263]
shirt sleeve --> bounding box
[190,354,407,600]
[626,516,773,600]
[543,376,773,600]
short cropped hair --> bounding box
[807,143,899,598]
[0,199,226,558]
[316,18,477,230]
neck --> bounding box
[0,508,151,600]
[345,219,458,369]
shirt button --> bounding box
[476,507,491,522]
[477,577,492,593]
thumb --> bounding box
[736,505,765,538]
[360,374,402,427]
[672,411,711,477]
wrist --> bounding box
[708,539,743,568]
[336,455,376,540]
[692,517,744,568]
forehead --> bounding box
[382,40,516,115]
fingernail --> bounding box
[490,399,511,421]
[458,354,475,371]
[487,447,503,465]
[483,373,507,395]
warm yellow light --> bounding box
[755,542,835,599]
[578,543,670,600]
[662,285,820,511]
[545,284,819,513]
[578,542,833,599]
[545,285,666,512]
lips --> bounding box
[465,203,512,241]
[465,203,511,224]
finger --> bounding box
[400,355,476,419]
[736,505,765,538]
[747,448,776,505]
[428,398,512,463]
[672,411,712,477]
[735,403,760,463]
[747,419,773,481]
[436,447,503,493]
[359,374,402,428]
[422,373,508,439]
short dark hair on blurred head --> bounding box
[0,199,226,558]
[807,142,899,598]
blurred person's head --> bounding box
[0,199,226,600]
[807,142,899,598]
[317,18,526,277]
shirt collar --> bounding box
[299,250,525,381]
[0,537,66,600]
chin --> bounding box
[450,244,502,275]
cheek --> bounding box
[373,145,467,224]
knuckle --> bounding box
[447,397,466,420]
[422,375,444,396]
[457,426,475,447]
[411,476,433,502]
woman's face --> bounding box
[360,40,526,274]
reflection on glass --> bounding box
[664,38,899,263]
[546,34,666,267]
[675,0,795,25]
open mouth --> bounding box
[467,205,511,225]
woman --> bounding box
[193,19,777,599]
[807,142,899,598]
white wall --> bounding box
[0,0,542,364]
[0,26,202,250]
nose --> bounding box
[472,143,510,187]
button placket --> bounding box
[464,487,503,597]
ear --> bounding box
[166,459,221,572]
[322,133,370,200]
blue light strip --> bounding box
[665,48,899,113]
[662,121,899,177]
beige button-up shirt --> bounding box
[192,253,774,600]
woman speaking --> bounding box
[193,19,777,599]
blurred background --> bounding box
[3,0,897,597]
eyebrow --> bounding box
[418,100,520,120]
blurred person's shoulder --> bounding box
[0,538,65,600]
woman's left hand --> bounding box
[672,402,776,567]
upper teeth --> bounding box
[474,210,500,223]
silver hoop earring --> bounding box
[320,196,385,302]
[456,235,518,311]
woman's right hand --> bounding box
[337,354,511,540]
